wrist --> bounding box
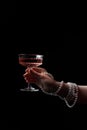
[57,82,69,98]
[44,81,69,97]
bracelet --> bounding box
[56,82,79,108]
[41,79,78,108]
[42,81,64,96]
[64,82,78,108]
[54,81,64,95]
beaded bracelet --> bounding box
[54,81,64,95]
[64,82,78,108]
[41,79,78,108]
[55,81,78,108]
[42,81,64,96]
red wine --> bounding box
[19,58,43,67]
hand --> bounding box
[23,67,59,93]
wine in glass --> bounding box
[18,54,43,92]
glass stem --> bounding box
[27,82,31,90]
[28,82,30,88]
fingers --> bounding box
[23,72,37,83]
[23,67,43,83]
[24,67,54,80]
[25,67,47,73]
[24,67,54,85]
[32,67,47,73]
[25,67,30,72]
[23,72,28,77]
[30,68,54,80]
[24,67,44,79]
[30,68,44,79]
[24,67,47,79]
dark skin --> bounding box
[23,67,87,104]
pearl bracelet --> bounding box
[64,82,78,108]
[54,81,64,95]
[42,81,64,96]
[41,79,78,108]
[55,81,78,108]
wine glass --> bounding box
[18,54,43,92]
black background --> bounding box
[0,2,87,129]
[1,31,87,129]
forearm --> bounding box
[49,81,87,108]
[56,82,87,104]
[78,85,87,104]
[40,77,87,106]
